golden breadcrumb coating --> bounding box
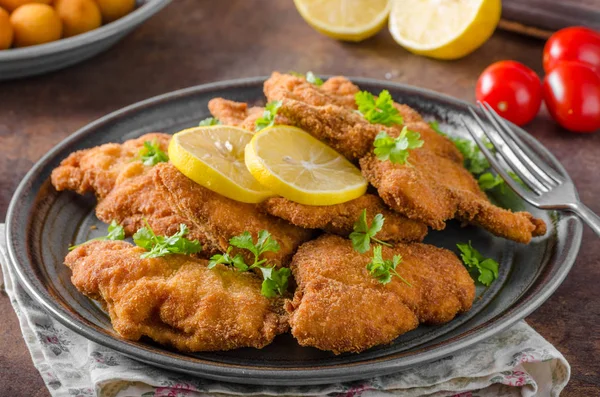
[286,235,475,354]
[50,133,171,199]
[360,151,546,242]
[261,194,428,242]
[51,133,212,246]
[153,163,313,266]
[267,73,545,243]
[95,167,208,245]
[207,98,265,131]
[265,71,359,109]
[66,240,288,352]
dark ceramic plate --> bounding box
[6,77,582,386]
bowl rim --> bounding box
[0,0,171,61]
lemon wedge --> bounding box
[293,0,390,42]
[388,0,501,60]
[245,125,367,205]
[169,126,273,203]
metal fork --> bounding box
[462,102,600,237]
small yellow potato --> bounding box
[54,0,101,37]
[95,0,135,23]
[10,3,62,47]
[0,0,52,13]
[0,7,14,49]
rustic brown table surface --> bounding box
[1,1,598,395]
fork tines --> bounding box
[462,102,563,199]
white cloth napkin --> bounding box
[0,224,570,397]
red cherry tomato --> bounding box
[476,61,543,126]
[543,62,600,133]
[543,27,600,74]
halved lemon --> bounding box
[245,125,367,205]
[169,126,273,203]
[389,0,501,60]
[293,0,390,42]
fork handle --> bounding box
[570,203,600,237]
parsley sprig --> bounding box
[456,241,499,286]
[207,247,248,271]
[350,209,391,253]
[429,121,523,191]
[508,171,524,186]
[133,223,202,259]
[255,101,282,131]
[427,120,445,136]
[355,90,403,126]
[477,172,505,192]
[138,140,169,166]
[69,221,202,258]
[373,127,424,165]
[348,210,409,286]
[428,121,491,174]
[453,136,492,174]
[208,230,290,298]
[69,220,125,251]
[367,245,411,286]
[199,117,221,126]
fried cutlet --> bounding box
[207,98,265,131]
[277,97,462,163]
[208,97,292,131]
[66,240,288,351]
[209,72,359,132]
[265,71,425,126]
[267,73,546,243]
[94,164,209,245]
[261,194,428,242]
[51,133,209,244]
[50,133,171,199]
[286,235,475,354]
[51,134,312,264]
[153,163,314,266]
[360,151,546,243]
[264,71,359,109]
[265,72,456,161]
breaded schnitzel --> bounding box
[278,98,380,161]
[51,133,200,241]
[94,166,207,244]
[277,98,461,163]
[153,163,314,266]
[51,133,171,199]
[286,235,475,354]
[209,72,360,134]
[261,194,428,242]
[66,240,288,351]
[207,98,265,131]
[52,135,312,263]
[51,133,207,245]
[360,151,546,243]
[265,71,359,109]
[267,73,546,243]
[265,72,459,162]
[208,97,292,131]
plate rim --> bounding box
[5,76,583,385]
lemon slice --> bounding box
[293,0,391,42]
[169,126,273,203]
[245,125,367,205]
[389,0,501,60]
